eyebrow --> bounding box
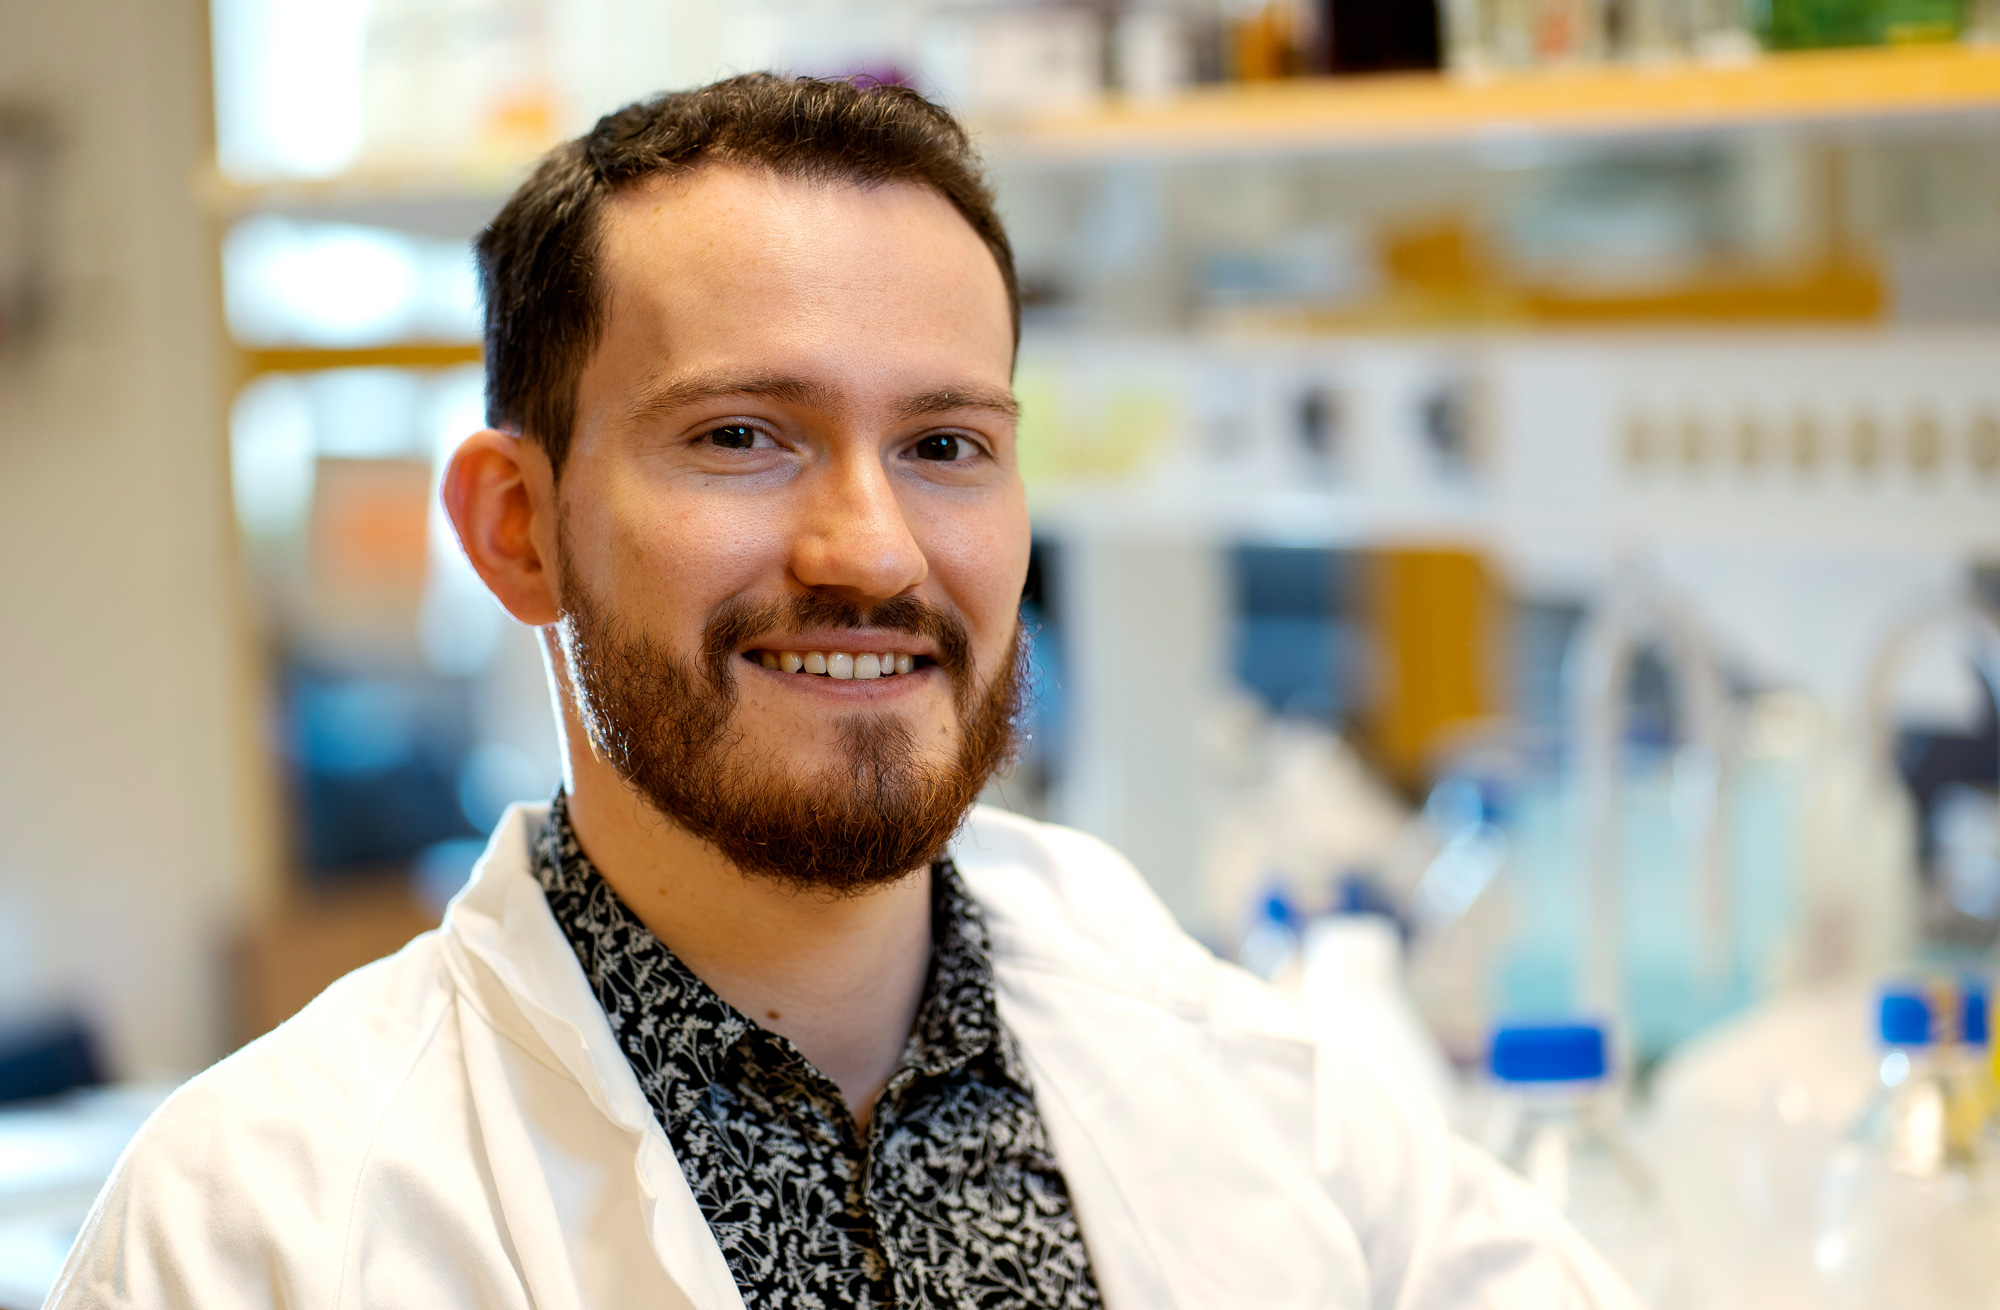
[894,386,1020,422]
[623,371,839,427]
[623,371,1019,427]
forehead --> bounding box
[585,164,1014,400]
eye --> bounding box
[705,424,759,450]
[914,433,966,462]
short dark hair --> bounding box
[475,73,1020,472]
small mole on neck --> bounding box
[765,1010,781,1021]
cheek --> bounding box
[592,477,792,642]
[919,494,1031,654]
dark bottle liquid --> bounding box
[1325,0,1444,72]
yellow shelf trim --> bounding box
[234,343,483,380]
[995,45,2000,160]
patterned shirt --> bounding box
[531,795,1103,1310]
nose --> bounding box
[787,448,928,601]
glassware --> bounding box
[1481,1022,1682,1305]
[1814,986,2000,1308]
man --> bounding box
[53,75,1634,1308]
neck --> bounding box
[560,726,933,1132]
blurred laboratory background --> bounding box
[5,0,2000,1303]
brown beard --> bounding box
[555,564,1025,895]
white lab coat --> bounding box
[48,803,1637,1309]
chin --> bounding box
[745,723,959,783]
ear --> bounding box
[442,429,562,627]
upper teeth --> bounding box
[757,650,916,681]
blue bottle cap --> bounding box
[1253,879,1300,930]
[1489,1022,1608,1083]
[1964,984,1989,1046]
[1878,988,1932,1047]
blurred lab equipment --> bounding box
[1764,0,1965,47]
[1325,0,1445,72]
[1452,0,1609,66]
[0,106,52,353]
[1660,600,2000,1104]
[1646,602,2000,1309]
[1113,5,1200,101]
[1301,906,1459,1113]
[1648,972,1876,1310]
[1481,1021,1682,1307]
[1569,566,1734,1037]
[1239,881,1307,983]
[1445,0,1761,67]
[921,4,1108,116]
[1404,771,1518,1062]
[1814,985,1999,1308]
[1860,603,2000,954]
[0,1016,103,1108]
[1407,568,1745,1068]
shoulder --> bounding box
[159,926,458,1150]
[217,926,458,1095]
[951,806,1173,927]
[954,810,1640,1310]
[953,810,1638,1308]
[950,805,1221,1004]
[955,804,1291,1015]
[48,933,462,1307]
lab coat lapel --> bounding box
[443,804,746,1310]
[955,807,1371,1310]
[997,966,1372,1310]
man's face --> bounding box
[552,164,1028,888]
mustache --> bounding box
[554,564,1028,893]
[702,593,975,685]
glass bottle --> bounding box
[1815,986,2000,1308]
[1482,1022,1681,1306]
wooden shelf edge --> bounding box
[233,343,482,379]
[988,44,2000,161]
[199,162,530,217]
[200,44,2000,209]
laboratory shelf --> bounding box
[204,167,515,215]
[202,46,2000,220]
[989,44,2000,163]
[202,171,517,244]
[234,343,482,380]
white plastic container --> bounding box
[1301,913,1457,1117]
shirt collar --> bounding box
[530,792,1027,1116]
[905,854,1019,1083]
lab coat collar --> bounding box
[438,803,747,1310]
[436,801,1250,1111]
[439,804,646,1133]
[435,803,1356,1310]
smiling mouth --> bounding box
[746,648,928,682]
